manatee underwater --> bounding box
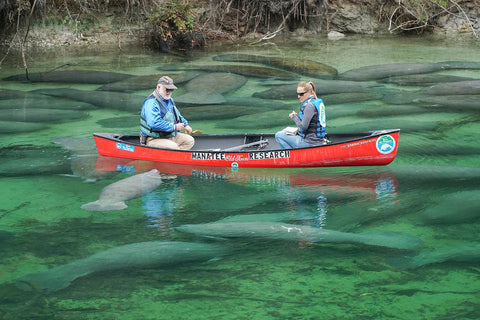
[0,97,97,110]
[196,64,299,79]
[338,62,444,81]
[34,88,144,112]
[252,79,378,100]
[419,190,480,225]
[81,169,163,211]
[98,72,201,92]
[0,144,71,176]
[415,94,480,111]
[419,80,480,96]
[176,221,423,250]
[388,243,480,269]
[51,136,114,183]
[3,70,134,84]
[0,120,48,134]
[213,53,338,79]
[174,72,247,106]
[16,241,229,293]
[0,108,88,123]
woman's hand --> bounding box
[289,111,298,119]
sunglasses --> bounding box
[297,91,307,97]
[165,88,175,92]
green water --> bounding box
[1,34,480,319]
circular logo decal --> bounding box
[231,162,239,168]
[319,102,326,127]
[376,135,396,154]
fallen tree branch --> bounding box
[21,0,38,80]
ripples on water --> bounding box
[0,35,479,319]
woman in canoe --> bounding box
[275,81,327,149]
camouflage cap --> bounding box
[157,76,177,89]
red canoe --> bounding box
[93,129,400,168]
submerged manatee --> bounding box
[181,105,259,120]
[184,72,247,94]
[0,89,38,100]
[81,169,162,211]
[176,221,423,250]
[419,80,480,96]
[388,243,480,269]
[0,120,48,134]
[415,94,480,111]
[0,108,88,122]
[338,63,443,81]
[16,241,228,293]
[0,97,97,110]
[253,79,376,100]
[439,61,480,70]
[51,136,111,183]
[4,70,134,84]
[0,144,70,176]
[398,134,480,156]
[197,65,298,79]
[327,117,440,133]
[213,53,338,79]
[379,74,475,86]
[174,72,247,105]
[218,110,291,130]
[35,88,144,112]
[419,190,480,225]
[174,91,227,105]
[356,104,427,117]
[322,92,383,105]
[98,72,201,92]
[389,165,480,188]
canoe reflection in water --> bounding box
[95,156,399,232]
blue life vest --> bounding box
[298,97,326,138]
[140,94,181,138]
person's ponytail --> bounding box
[309,81,317,99]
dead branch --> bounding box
[21,0,39,80]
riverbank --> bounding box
[1,0,478,54]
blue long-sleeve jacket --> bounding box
[140,95,188,136]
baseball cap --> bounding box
[157,76,177,90]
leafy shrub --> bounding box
[150,0,204,52]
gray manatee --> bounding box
[4,70,133,84]
[16,241,228,292]
[0,120,48,134]
[176,221,423,250]
[388,243,480,269]
[338,63,443,81]
[81,169,162,211]
[419,80,480,96]
[419,190,480,225]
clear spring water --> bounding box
[0,34,479,319]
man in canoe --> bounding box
[140,76,195,150]
[275,81,327,149]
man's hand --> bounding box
[175,123,185,131]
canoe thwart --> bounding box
[224,139,269,152]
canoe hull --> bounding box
[93,130,399,168]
